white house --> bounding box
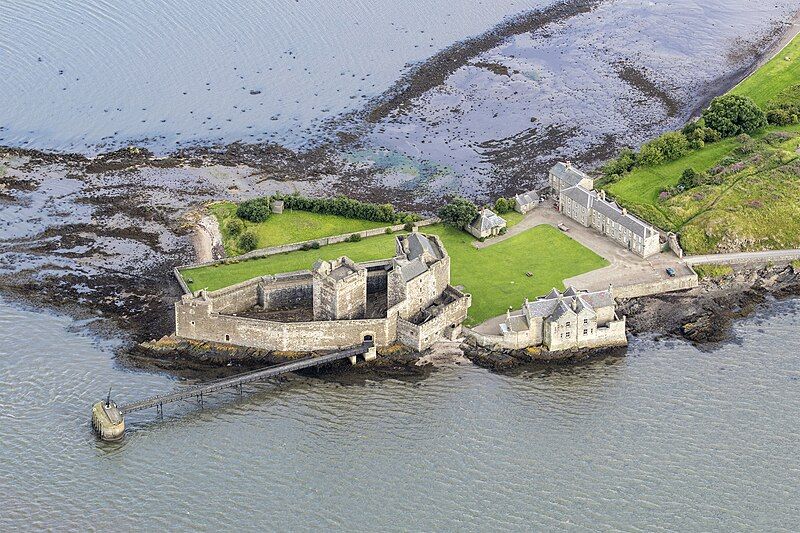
[514,191,539,214]
[467,208,507,239]
[549,161,594,193]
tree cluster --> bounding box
[438,196,479,229]
[702,94,767,137]
[236,198,271,223]
[271,193,420,224]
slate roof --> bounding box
[406,232,441,261]
[523,287,613,322]
[550,162,591,187]
[470,208,506,232]
[515,191,539,206]
[561,185,657,239]
[398,257,429,282]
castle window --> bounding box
[190,321,195,326]
[224,334,230,342]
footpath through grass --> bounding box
[181,222,608,326]
[211,202,389,256]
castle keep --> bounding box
[175,233,471,352]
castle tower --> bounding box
[312,257,367,320]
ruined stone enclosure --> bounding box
[174,233,472,353]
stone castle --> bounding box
[175,232,471,352]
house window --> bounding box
[565,331,571,338]
[566,322,571,327]
[583,319,588,325]
[583,329,588,335]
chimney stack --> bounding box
[622,208,627,216]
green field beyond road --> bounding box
[181,223,607,326]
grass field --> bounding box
[603,35,800,253]
[181,222,608,326]
[732,35,800,107]
[210,202,389,256]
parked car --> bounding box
[666,267,676,277]
[557,223,570,232]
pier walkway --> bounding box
[119,342,372,414]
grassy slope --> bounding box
[182,223,607,326]
[604,35,800,253]
[731,35,800,107]
[211,202,388,256]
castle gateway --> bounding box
[175,233,471,352]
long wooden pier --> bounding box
[119,342,372,415]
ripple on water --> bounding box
[0,298,799,530]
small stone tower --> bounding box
[312,257,367,320]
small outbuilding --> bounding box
[271,199,284,214]
[514,191,539,214]
[467,208,507,239]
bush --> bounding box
[702,94,767,137]
[271,193,421,224]
[236,198,271,223]
[238,231,259,252]
[310,241,321,249]
[346,233,362,242]
[498,226,508,235]
[494,197,512,214]
[227,219,245,236]
[438,196,479,229]
[385,227,394,234]
[403,222,415,232]
[766,84,800,125]
[638,132,690,166]
[602,148,637,177]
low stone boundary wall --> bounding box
[173,217,440,294]
[612,272,698,299]
[685,249,800,266]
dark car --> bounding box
[666,267,676,277]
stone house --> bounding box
[470,287,627,352]
[514,191,539,214]
[549,161,594,194]
[559,185,661,258]
[467,208,507,239]
[174,232,471,353]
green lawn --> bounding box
[211,202,389,256]
[732,35,800,107]
[423,224,608,325]
[181,223,608,326]
[182,232,403,292]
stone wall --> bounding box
[613,272,698,299]
[397,290,471,351]
[176,300,395,351]
[175,217,441,285]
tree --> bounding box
[226,219,244,236]
[236,198,271,223]
[494,197,512,214]
[702,94,767,137]
[638,132,690,166]
[679,167,699,190]
[438,196,479,229]
[238,231,259,252]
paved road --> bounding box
[685,249,800,265]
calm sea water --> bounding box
[1,297,798,531]
[0,0,543,153]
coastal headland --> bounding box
[1,3,799,380]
